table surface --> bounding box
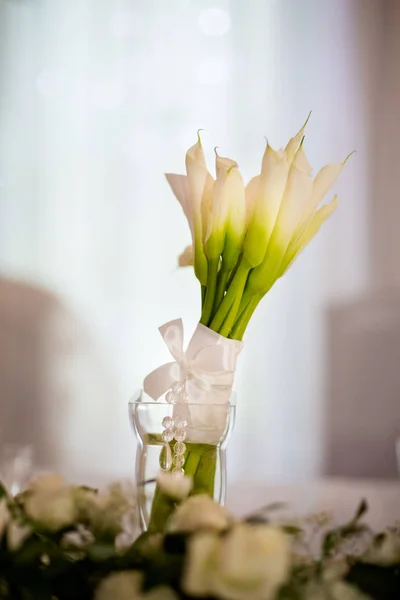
[226,478,400,530]
[81,471,399,530]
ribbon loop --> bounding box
[143,319,243,401]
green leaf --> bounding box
[321,500,370,559]
[86,543,116,562]
[353,499,368,523]
[245,515,270,524]
[346,561,400,600]
[245,502,287,521]
[0,482,7,500]
[322,523,369,558]
[143,553,184,592]
[281,525,304,536]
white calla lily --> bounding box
[243,144,290,268]
[169,120,350,340]
[248,146,314,293]
[222,165,246,270]
[185,138,212,286]
[201,153,245,325]
[280,194,338,276]
[290,153,352,245]
[166,134,213,286]
[205,154,239,260]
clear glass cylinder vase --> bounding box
[129,390,236,532]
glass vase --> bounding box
[129,390,236,532]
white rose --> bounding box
[167,495,233,533]
[94,571,178,600]
[182,532,219,596]
[362,531,400,566]
[7,521,31,551]
[0,500,10,538]
[25,487,78,532]
[62,524,94,549]
[183,524,290,600]
[28,473,67,493]
[157,472,193,501]
[115,513,139,553]
[78,482,137,538]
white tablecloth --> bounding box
[227,478,400,530]
[70,470,399,530]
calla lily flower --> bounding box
[166,135,213,286]
[206,153,246,270]
[167,118,350,339]
[243,145,290,269]
[246,149,348,297]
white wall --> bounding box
[325,0,400,478]
[0,0,380,482]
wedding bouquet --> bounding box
[138,117,350,531]
[0,473,398,600]
[168,115,349,339]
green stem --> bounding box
[148,485,176,533]
[230,294,261,340]
[191,446,217,496]
[226,257,241,289]
[209,259,250,333]
[219,289,242,337]
[184,451,201,477]
[236,287,253,319]
[200,259,219,326]
[214,264,230,314]
[201,285,206,309]
[146,440,217,532]
[217,263,250,337]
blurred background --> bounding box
[0,0,398,486]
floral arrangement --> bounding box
[0,473,398,600]
[138,119,352,532]
[167,116,350,339]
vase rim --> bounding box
[129,389,237,406]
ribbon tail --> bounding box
[143,361,178,400]
[159,318,185,362]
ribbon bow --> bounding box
[143,319,243,401]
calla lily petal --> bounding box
[280,194,338,276]
[165,174,192,235]
[295,146,313,175]
[248,156,313,293]
[311,163,343,210]
[269,161,313,251]
[185,138,211,285]
[290,161,343,246]
[285,112,311,161]
[223,168,246,269]
[243,144,290,268]
[205,154,240,260]
[245,175,260,226]
[201,173,214,243]
[178,245,194,267]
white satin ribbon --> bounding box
[143,319,243,403]
[143,319,243,444]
